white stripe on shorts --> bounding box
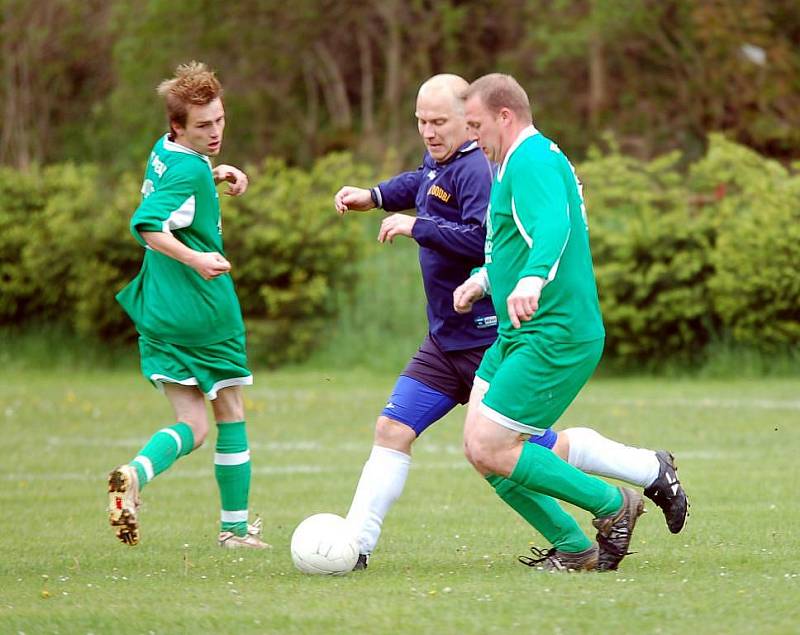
[214,450,251,466]
[160,427,183,456]
[207,375,254,400]
[479,402,548,437]
[133,455,154,483]
[221,509,249,523]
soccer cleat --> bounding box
[219,516,271,549]
[519,545,598,572]
[592,487,645,571]
[108,464,141,546]
[644,450,689,534]
[352,553,369,571]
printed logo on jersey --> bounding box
[150,151,168,178]
[426,169,437,180]
[474,315,498,329]
[427,184,452,203]
[141,179,155,198]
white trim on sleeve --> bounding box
[510,196,533,248]
[162,195,196,232]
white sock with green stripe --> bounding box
[131,422,195,490]
[215,421,251,537]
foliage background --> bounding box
[2,0,798,170]
[1,0,799,370]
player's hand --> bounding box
[453,280,485,314]
[190,251,231,280]
[213,164,248,196]
[334,186,375,215]
[507,276,544,328]
[378,213,415,243]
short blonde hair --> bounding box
[157,61,223,129]
[463,73,532,123]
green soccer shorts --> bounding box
[474,334,604,435]
[138,333,253,400]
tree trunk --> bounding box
[587,31,607,129]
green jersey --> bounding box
[484,126,604,342]
[116,134,245,347]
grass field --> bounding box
[1,367,798,634]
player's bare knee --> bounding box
[212,386,244,423]
[182,417,209,448]
[551,430,570,460]
[463,440,484,472]
[375,416,415,454]
[462,433,491,473]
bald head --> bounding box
[415,74,470,162]
[417,74,470,116]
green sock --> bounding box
[509,442,623,518]
[131,422,194,490]
[486,474,592,552]
[215,421,251,537]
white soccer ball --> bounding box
[290,513,359,575]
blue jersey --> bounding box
[376,140,497,351]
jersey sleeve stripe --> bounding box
[510,196,533,248]
[543,205,572,286]
[161,195,196,232]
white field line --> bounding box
[0,462,469,482]
[580,396,800,411]
[45,437,464,454]
[2,449,731,483]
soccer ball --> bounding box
[290,513,359,575]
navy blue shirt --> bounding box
[376,140,497,351]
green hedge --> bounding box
[582,134,800,366]
[2,137,797,368]
[0,154,375,366]
[692,137,800,352]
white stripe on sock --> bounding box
[221,509,248,523]
[133,455,154,483]
[160,427,183,456]
[214,450,251,466]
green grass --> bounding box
[1,367,799,634]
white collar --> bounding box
[162,134,212,165]
[497,125,539,182]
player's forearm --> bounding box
[377,170,422,211]
[467,266,491,295]
[140,230,202,268]
[412,218,486,260]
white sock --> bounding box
[346,445,411,555]
[564,427,660,488]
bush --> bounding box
[691,135,800,351]
[0,166,46,322]
[223,153,376,365]
[581,143,718,366]
[0,153,376,366]
[580,134,799,366]
[2,139,797,369]
[0,164,141,335]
